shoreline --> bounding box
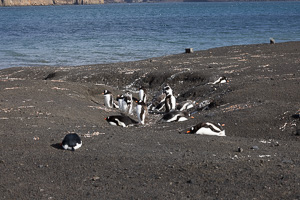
[1,41,297,71]
[0,41,299,199]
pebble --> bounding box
[92,176,100,181]
[282,159,293,164]
[251,146,259,150]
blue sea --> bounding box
[0,2,300,69]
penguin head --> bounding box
[136,99,144,104]
[126,98,132,104]
[222,76,229,83]
[103,90,111,95]
[139,86,145,90]
[163,85,173,95]
[186,127,195,134]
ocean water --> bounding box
[0,2,299,69]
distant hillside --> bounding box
[1,0,297,7]
[0,0,104,6]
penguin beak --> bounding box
[105,118,107,120]
[102,93,104,94]
[190,116,194,119]
[186,130,191,133]
[221,124,225,127]
[227,80,229,83]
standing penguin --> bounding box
[186,122,225,136]
[139,86,147,103]
[165,93,176,113]
[103,90,113,108]
[149,93,166,112]
[117,95,125,112]
[124,91,133,115]
[61,133,82,151]
[136,100,148,125]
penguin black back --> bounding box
[62,133,82,151]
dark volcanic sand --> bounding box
[0,42,299,199]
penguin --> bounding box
[105,115,138,127]
[176,100,197,111]
[117,95,130,113]
[158,111,192,123]
[117,95,125,112]
[102,90,113,108]
[186,122,225,136]
[208,76,228,85]
[124,91,133,115]
[136,99,148,125]
[61,133,82,151]
[163,84,173,96]
[121,96,133,114]
[165,93,176,113]
[139,86,147,103]
[149,93,166,112]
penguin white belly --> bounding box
[136,105,142,123]
[72,142,82,150]
[139,90,144,101]
[104,95,112,108]
[196,128,225,136]
[118,99,123,111]
[170,96,176,111]
[127,103,133,114]
[115,118,127,127]
[122,102,128,113]
[62,141,82,150]
[165,116,176,122]
[177,117,188,122]
[108,121,118,126]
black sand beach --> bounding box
[0,42,299,199]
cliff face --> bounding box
[0,0,104,6]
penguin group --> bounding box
[102,83,226,137]
[60,78,229,151]
[104,86,148,127]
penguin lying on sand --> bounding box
[186,122,225,136]
[208,76,228,85]
[105,115,138,127]
[62,133,82,151]
[158,111,193,123]
[176,100,197,111]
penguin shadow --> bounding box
[51,143,64,150]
